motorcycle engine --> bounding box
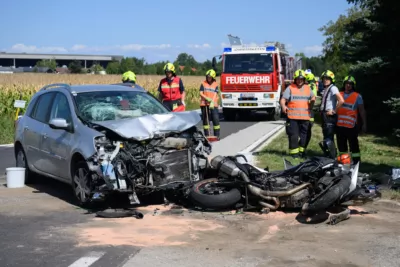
[267,177,310,209]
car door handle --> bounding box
[24,126,29,131]
[43,133,47,139]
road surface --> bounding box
[0,112,283,267]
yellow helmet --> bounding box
[205,69,216,79]
[122,71,136,83]
[306,73,315,83]
[163,63,175,73]
[343,75,356,86]
[321,70,335,83]
[293,69,306,80]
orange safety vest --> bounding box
[160,76,182,101]
[200,80,219,107]
[287,84,311,120]
[337,91,359,128]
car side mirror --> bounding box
[49,118,71,131]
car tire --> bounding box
[71,160,94,208]
[15,145,38,184]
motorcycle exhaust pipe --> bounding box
[239,171,311,197]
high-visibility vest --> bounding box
[287,84,311,120]
[160,76,182,101]
[310,83,317,97]
[200,80,219,107]
[337,91,359,128]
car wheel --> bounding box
[71,161,94,208]
[15,146,37,184]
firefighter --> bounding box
[280,69,316,158]
[121,71,136,84]
[319,70,344,158]
[304,72,318,150]
[199,69,220,139]
[157,63,186,112]
[336,76,367,164]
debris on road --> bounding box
[95,208,144,219]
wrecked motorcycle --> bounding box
[188,153,375,215]
[84,123,212,206]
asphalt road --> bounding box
[0,111,272,267]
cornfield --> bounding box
[0,73,213,116]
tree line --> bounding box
[317,0,399,140]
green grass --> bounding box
[255,120,400,174]
[0,115,14,144]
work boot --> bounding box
[214,128,220,139]
[204,130,210,136]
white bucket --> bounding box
[6,167,26,188]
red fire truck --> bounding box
[212,35,302,121]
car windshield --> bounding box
[223,53,273,74]
[74,90,169,122]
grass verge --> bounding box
[255,122,400,173]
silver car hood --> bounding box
[92,111,201,141]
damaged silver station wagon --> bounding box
[14,83,212,207]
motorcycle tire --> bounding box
[302,175,351,215]
[188,178,242,210]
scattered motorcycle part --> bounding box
[96,209,144,219]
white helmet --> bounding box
[305,69,312,75]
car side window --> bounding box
[49,93,72,123]
[31,92,56,123]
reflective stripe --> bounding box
[200,81,219,107]
[203,125,210,129]
[289,148,299,154]
[299,147,305,152]
[160,77,182,101]
[213,125,220,129]
[287,84,311,120]
[337,92,359,128]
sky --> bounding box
[0,0,353,63]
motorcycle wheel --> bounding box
[188,178,242,210]
[301,175,351,215]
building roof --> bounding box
[0,52,124,61]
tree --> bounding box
[318,6,367,83]
[35,58,57,70]
[106,61,121,74]
[69,60,83,74]
[340,0,400,135]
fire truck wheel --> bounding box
[223,108,236,121]
[269,106,282,121]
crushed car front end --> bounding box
[86,115,211,204]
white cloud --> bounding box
[187,43,211,49]
[10,43,68,53]
[6,43,173,54]
[302,45,323,56]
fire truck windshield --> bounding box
[223,53,273,74]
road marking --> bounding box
[68,251,105,267]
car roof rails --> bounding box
[39,83,72,91]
